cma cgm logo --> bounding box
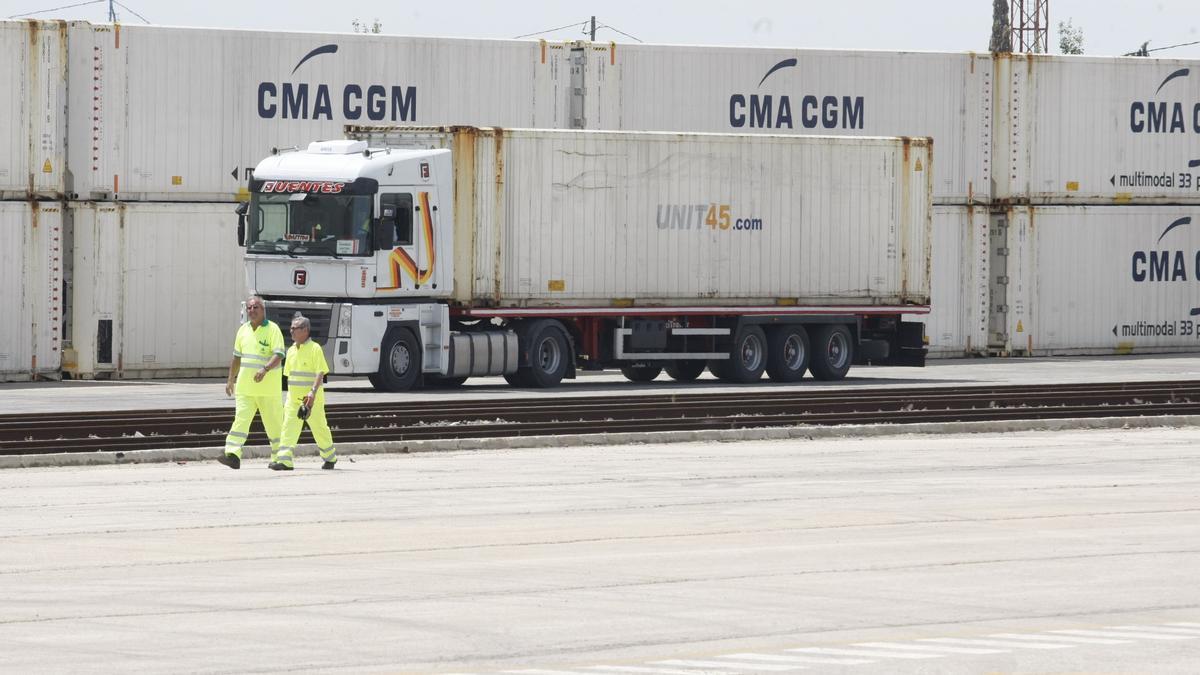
[1131,217,1198,281]
[1130,69,1200,133]
[729,58,864,130]
[258,44,417,121]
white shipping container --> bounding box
[608,45,991,205]
[67,24,563,201]
[0,20,68,199]
[926,205,989,356]
[67,202,248,378]
[0,202,64,380]
[998,205,1200,355]
[998,54,1200,204]
[352,127,932,307]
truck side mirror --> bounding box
[234,201,249,246]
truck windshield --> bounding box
[246,193,373,256]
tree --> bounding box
[1058,19,1084,55]
[989,0,1012,53]
[351,18,383,34]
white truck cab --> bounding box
[241,139,514,390]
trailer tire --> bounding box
[620,365,662,382]
[809,324,853,381]
[718,325,767,383]
[766,326,810,382]
[374,327,422,391]
[665,360,706,382]
[522,320,570,388]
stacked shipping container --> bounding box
[1,19,1197,379]
[0,22,67,380]
[990,54,1200,355]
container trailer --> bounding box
[241,126,931,390]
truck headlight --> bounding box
[337,304,353,337]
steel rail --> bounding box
[3,380,1199,455]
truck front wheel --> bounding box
[809,325,853,381]
[374,328,422,391]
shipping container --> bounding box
[994,205,1200,355]
[0,201,64,380]
[996,53,1200,204]
[0,20,68,199]
[925,205,989,356]
[66,24,564,201]
[67,202,248,378]
[344,126,932,307]
[607,45,991,205]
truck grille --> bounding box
[265,303,334,346]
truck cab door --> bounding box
[376,192,416,293]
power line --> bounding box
[513,20,590,40]
[1147,39,1200,53]
[594,23,642,43]
[113,0,149,24]
[514,17,642,42]
[6,0,105,19]
[6,0,148,22]
[1125,38,1200,56]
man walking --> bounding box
[219,296,285,469]
[273,313,338,471]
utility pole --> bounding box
[589,16,596,41]
[108,0,117,22]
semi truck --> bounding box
[239,126,931,391]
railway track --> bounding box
[4,380,1200,456]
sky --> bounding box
[5,0,1200,59]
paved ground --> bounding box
[2,427,1198,673]
[5,354,1200,415]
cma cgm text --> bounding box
[1129,102,1200,133]
[257,83,417,121]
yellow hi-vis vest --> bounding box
[284,339,329,395]
[233,320,285,396]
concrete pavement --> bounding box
[1,427,1198,673]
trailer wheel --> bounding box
[374,328,422,391]
[718,325,767,383]
[766,326,810,382]
[665,360,706,382]
[620,365,662,382]
[522,320,570,388]
[809,324,853,381]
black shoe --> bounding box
[321,460,337,470]
[268,462,293,471]
[217,453,241,470]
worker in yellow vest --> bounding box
[273,313,337,470]
[220,296,285,469]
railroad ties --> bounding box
[3,380,1200,455]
